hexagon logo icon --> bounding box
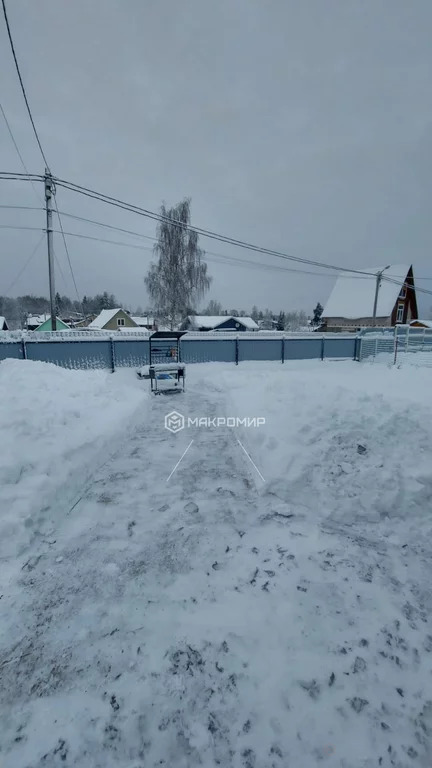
[165,410,185,433]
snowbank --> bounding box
[1,360,432,767]
[0,360,147,559]
[224,360,432,531]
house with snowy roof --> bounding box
[180,315,259,332]
[321,265,418,332]
[88,308,139,331]
[409,319,432,329]
[0,316,9,331]
[130,315,156,330]
[25,314,70,331]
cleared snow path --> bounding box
[1,366,432,768]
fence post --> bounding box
[235,336,239,365]
[321,336,325,361]
[405,325,409,354]
[281,336,285,364]
[374,337,378,360]
[110,336,116,373]
[354,336,359,361]
[21,336,27,360]
[393,326,398,366]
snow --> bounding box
[26,313,49,328]
[233,316,259,330]
[323,265,411,319]
[185,315,259,330]
[1,359,432,767]
[0,359,147,562]
[150,362,185,370]
[130,315,154,327]
[89,308,136,329]
[410,320,432,329]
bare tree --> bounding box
[202,299,222,316]
[145,199,211,329]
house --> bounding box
[409,319,432,329]
[0,316,9,331]
[26,313,50,331]
[34,316,70,332]
[88,308,139,331]
[131,315,156,330]
[180,315,259,332]
[321,265,418,332]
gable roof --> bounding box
[88,308,137,329]
[26,313,49,327]
[410,319,432,329]
[35,316,70,331]
[186,315,258,330]
[323,265,412,320]
[131,316,155,326]
[0,316,8,330]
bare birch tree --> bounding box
[145,199,211,329]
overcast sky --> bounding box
[1,0,431,316]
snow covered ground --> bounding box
[1,359,431,768]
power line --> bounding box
[56,209,336,277]
[0,101,42,202]
[0,204,43,211]
[3,172,432,290]
[0,224,42,231]
[1,0,50,168]
[4,233,44,294]
[0,171,44,183]
[1,0,81,305]
[57,210,157,243]
[53,196,83,308]
[381,274,432,298]
[0,105,44,203]
[4,222,432,293]
[53,177,377,277]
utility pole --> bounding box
[44,169,56,331]
[372,265,391,324]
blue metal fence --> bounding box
[0,332,360,370]
[181,338,237,363]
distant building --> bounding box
[34,316,70,332]
[180,315,259,332]
[409,319,432,329]
[131,316,157,330]
[0,316,9,331]
[26,314,50,331]
[88,308,139,331]
[321,265,418,332]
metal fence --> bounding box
[358,326,432,367]
[0,330,358,370]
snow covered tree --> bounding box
[276,311,285,331]
[312,302,324,326]
[284,310,308,331]
[260,309,274,330]
[145,199,211,329]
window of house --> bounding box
[396,303,404,323]
[117,317,125,326]
[400,285,406,299]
